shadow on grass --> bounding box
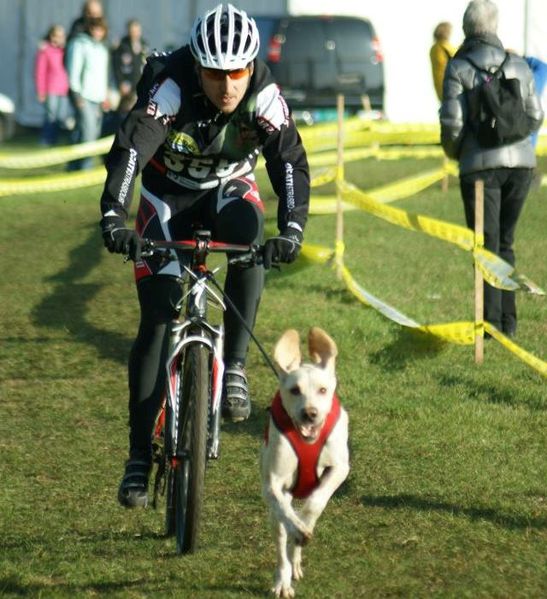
[0,575,265,597]
[31,224,132,365]
[368,327,446,371]
[439,373,546,412]
[1,528,166,552]
[361,493,547,531]
[1,524,266,595]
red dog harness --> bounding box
[265,391,341,499]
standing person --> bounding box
[430,21,456,101]
[34,24,70,146]
[99,4,310,508]
[65,16,110,170]
[440,0,543,338]
[112,19,149,119]
[67,0,104,42]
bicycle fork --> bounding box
[164,321,225,462]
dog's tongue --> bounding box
[299,423,319,441]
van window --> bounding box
[275,18,335,91]
[282,19,329,60]
[329,19,374,60]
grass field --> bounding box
[0,138,546,598]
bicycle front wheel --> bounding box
[173,343,209,554]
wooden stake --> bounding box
[335,93,345,279]
[474,179,484,364]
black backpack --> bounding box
[465,52,531,148]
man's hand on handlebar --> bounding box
[101,218,142,262]
[263,226,303,270]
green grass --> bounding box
[0,143,546,598]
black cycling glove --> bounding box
[101,217,142,262]
[263,226,303,270]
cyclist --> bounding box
[99,3,310,508]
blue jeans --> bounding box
[68,99,103,170]
[41,94,69,145]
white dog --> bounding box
[261,327,350,598]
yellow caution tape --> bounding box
[474,248,519,291]
[365,167,447,203]
[0,136,114,169]
[340,180,474,250]
[483,322,547,377]
[344,129,440,148]
[0,166,106,197]
[300,118,442,151]
[340,262,475,344]
[340,180,545,294]
[310,168,337,187]
[303,243,546,375]
[300,243,334,264]
[309,195,356,214]
[308,147,377,167]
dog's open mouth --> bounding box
[296,421,323,443]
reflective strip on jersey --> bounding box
[256,83,290,134]
[148,78,181,124]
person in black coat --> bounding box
[112,19,149,116]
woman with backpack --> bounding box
[440,0,543,339]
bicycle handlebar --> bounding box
[139,235,264,267]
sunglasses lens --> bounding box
[228,68,248,80]
[202,68,248,80]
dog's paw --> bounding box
[271,582,295,598]
[291,560,303,581]
[290,545,303,580]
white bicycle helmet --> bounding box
[189,4,259,70]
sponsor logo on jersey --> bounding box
[146,100,158,116]
[119,148,138,205]
[166,131,201,155]
[284,162,295,210]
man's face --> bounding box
[128,23,142,41]
[199,65,252,114]
[85,1,103,18]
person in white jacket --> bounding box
[65,16,110,170]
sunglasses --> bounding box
[201,67,249,81]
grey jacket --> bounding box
[440,34,543,174]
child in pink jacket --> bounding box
[34,25,70,145]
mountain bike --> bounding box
[138,230,261,554]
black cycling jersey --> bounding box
[100,46,310,233]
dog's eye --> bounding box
[318,387,328,395]
[290,385,301,396]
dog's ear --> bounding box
[273,329,302,374]
[308,327,337,373]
